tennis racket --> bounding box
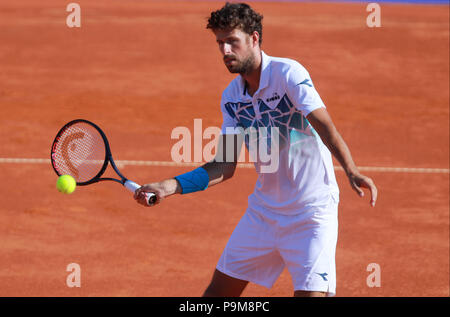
[51,119,156,206]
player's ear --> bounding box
[251,31,260,47]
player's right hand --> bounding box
[133,178,180,207]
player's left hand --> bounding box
[348,173,378,207]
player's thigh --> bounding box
[279,202,338,295]
[216,207,284,289]
[203,269,249,297]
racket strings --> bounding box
[52,122,106,183]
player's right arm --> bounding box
[135,89,242,206]
[134,133,242,206]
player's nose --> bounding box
[220,43,232,56]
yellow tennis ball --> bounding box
[57,175,76,194]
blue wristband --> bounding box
[174,167,210,194]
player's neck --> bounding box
[242,51,262,97]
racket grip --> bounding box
[124,180,157,206]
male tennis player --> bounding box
[134,2,377,297]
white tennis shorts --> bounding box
[216,198,338,296]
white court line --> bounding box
[0,158,448,174]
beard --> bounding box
[224,53,255,75]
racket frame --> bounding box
[51,119,156,205]
[51,119,128,186]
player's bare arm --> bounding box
[134,134,242,206]
[306,107,378,207]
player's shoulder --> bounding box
[266,54,312,87]
[268,54,310,79]
[221,75,244,102]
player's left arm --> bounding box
[306,107,378,207]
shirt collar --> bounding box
[242,51,271,96]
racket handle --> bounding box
[124,180,157,206]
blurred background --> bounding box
[0,0,448,296]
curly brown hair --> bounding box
[207,2,263,46]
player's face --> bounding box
[214,28,257,75]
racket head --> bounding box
[51,119,110,185]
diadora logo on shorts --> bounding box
[316,272,328,281]
[266,92,280,103]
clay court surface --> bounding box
[0,0,448,297]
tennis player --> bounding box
[134,2,377,297]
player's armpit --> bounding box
[306,108,337,142]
